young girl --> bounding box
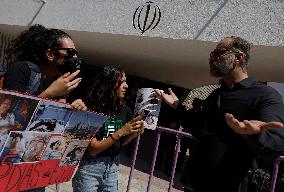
[72,66,144,192]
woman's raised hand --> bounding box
[40,70,81,98]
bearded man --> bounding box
[156,36,284,192]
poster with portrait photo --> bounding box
[26,100,73,133]
[0,92,40,134]
[0,93,20,135]
[64,111,109,140]
[41,135,67,160]
[59,140,89,166]
[21,131,51,162]
[134,88,161,130]
[0,131,25,163]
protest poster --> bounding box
[0,90,109,192]
[134,88,161,130]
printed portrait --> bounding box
[0,92,40,134]
[21,132,50,162]
[0,131,24,163]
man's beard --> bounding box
[210,57,235,77]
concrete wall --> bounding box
[0,0,283,46]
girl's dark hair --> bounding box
[87,66,125,115]
[6,24,71,66]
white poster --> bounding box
[134,88,161,130]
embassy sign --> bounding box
[133,1,161,34]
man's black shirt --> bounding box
[180,77,284,192]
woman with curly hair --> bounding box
[3,24,84,102]
[3,24,87,192]
[72,66,144,192]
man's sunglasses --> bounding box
[55,48,78,57]
[210,48,239,58]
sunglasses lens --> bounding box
[67,48,77,57]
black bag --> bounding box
[247,168,271,192]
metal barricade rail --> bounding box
[127,126,193,192]
[270,156,284,192]
[56,126,193,192]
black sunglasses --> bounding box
[55,48,78,57]
[210,48,239,58]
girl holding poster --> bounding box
[2,24,87,192]
[72,66,144,192]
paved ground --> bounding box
[46,154,185,192]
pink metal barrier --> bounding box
[126,126,193,192]
[270,156,284,192]
[53,126,193,192]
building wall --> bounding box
[0,0,283,46]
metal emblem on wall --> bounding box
[133,1,161,34]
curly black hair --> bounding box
[87,66,126,115]
[5,24,71,66]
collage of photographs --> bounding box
[0,90,109,166]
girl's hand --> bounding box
[117,116,143,136]
[71,99,87,111]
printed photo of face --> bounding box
[0,132,23,163]
[0,98,12,114]
[0,95,15,134]
[22,133,50,162]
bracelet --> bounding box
[110,134,118,141]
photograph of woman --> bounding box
[0,94,15,134]
[72,66,144,192]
